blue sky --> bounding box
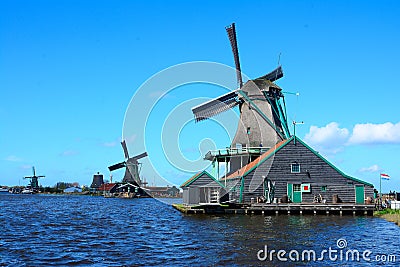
[1,1,399,192]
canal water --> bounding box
[0,194,399,266]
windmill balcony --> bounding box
[204,146,270,162]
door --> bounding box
[287,184,302,203]
[292,184,302,203]
[287,184,293,202]
[355,185,365,204]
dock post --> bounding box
[299,210,302,215]
[326,210,329,215]
[275,210,279,216]
[261,210,264,215]
[314,210,316,215]
[340,210,343,216]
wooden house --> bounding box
[181,137,374,205]
[181,171,228,205]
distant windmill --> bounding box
[192,23,291,173]
[24,166,45,189]
[108,140,148,186]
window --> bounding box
[293,184,301,192]
[291,163,301,173]
[321,186,327,192]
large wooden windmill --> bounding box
[192,23,291,174]
[108,140,147,187]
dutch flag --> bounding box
[380,173,390,180]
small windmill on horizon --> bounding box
[108,140,148,187]
[24,166,45,191]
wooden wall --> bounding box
[239,139,374,204]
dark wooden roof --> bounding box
[180,171,225,188]
[98,183,116,191]
[221,136,373,187]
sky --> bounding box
[1,0,399,192]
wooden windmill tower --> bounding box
[192,23,291,174]
[108,140,148,187]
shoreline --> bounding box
[374,209,400,226]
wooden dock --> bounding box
[172,203,375,216]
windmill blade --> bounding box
[256,66,284,82]
[129,152,148,162]
[32,166,36,176]
[108,161,126,171]
[226,23,243,88]
[121,140,129,159]
[192,90,240,122]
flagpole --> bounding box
[379,173,382,201]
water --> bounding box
[0,194,399,266]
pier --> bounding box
[173,203,375,216]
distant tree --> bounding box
[81,185,89,192]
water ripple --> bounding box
[0,194,399,266]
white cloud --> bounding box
[348,122,400,145]
[359,164,382,173]
[304,122,349,154]
[102,141,117,147]
[304,121,400,154]
[4,155,23,162]
[20,165,32,170]
[60,150,79,156]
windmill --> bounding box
[192,23,291,173]
[24,166,45,190]
[108,140,148,186]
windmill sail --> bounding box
[130,152,148,162]
[108,162,126,171]
[226,23,243,88]
[255,66,283,82]
[192,90,240,122]
[121,140,129,159]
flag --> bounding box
[380,173,390,180]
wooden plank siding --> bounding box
[228,137,374,204]
[181,171,227,205]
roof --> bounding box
[63,187,82,193]
[221,136,373,187]
[180,171,225,188]
[145,186,179,191]
[98,183,116,191]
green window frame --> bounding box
[321,185,327,192]
[291,163,301,173]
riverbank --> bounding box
[374,209,400,226]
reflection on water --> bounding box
[0,195,398,266]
